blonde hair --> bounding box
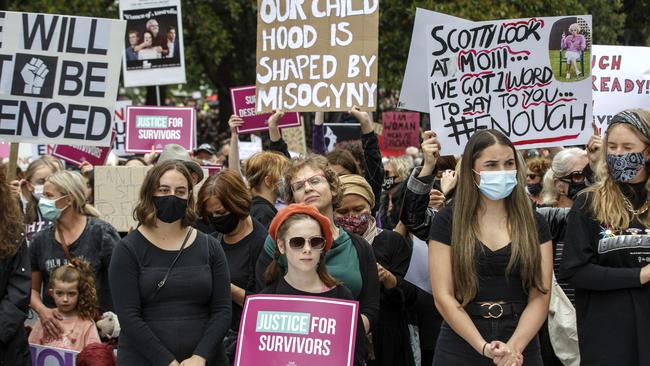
[569,23,581,33]
[21,157,61,224]
[244,151,289,190]
[47,171,101,218]
[386,156,413,182]
[541,148,587,205]
[587,109,650,228]
[451,130,546,305]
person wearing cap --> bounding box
[195,144,218,165]
[260,203,366,366]
[335,174,417,366]
[560,109,650,366]
[158,144,204,185]
[254,155,380,345]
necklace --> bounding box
[622,196,650,217]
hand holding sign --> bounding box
[229,115,244,136]
[21,57,49,94]
[420,131,441,177]
[587,121,602,169]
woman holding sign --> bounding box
[428,129,552,366]
[261,203,365,365]
[560,109,650,366]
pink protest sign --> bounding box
[235,294,359,366]
[51,131,117,167]
[125,106,196,153]
[230,86,300,134]
[201,164,223,176]
[0,142,9,158]
[381,112,421,150]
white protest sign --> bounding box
[399,8,467,113]
[255,0,379,112]
[0,11,126,147]
[427,16,593,155]
[592,45,650,131]
[239,134,263,160]
[119,0,186,87]
[112,99,132,156]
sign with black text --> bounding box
[0,11,126,146]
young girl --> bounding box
[29,258,101,351]
[261,203,366,366]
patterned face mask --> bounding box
[606,151,646,182]
[335,213,371,236]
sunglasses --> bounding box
[287,236,326,251]
[557,171,585,184]
[526,173,539,179]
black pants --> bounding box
[432,317,542,366]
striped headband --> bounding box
[607,110,650,140]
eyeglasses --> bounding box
[290,174,327,193]
[288,236,326,250]
[557,171,585,184]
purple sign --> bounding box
[201,164,223,176]
[51,131,116,167]
[125,106,196,153]
[235,294,359,366]
[230,86,300,134]
[30,344,78,366]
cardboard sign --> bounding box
[112,99,132,156]
[323,123,361,152]
[281,121,308,156]
[592,45,650,131]
[230,85,300,134]
[125,106,195,153]
[255,0,379,112]
[0,11,126,147]
[235,294,359,366]
[51,130,116,166]
[119,0,186,87]
[381,112,420,149]
[94,166,151,231]
[30,344,78,366]
[426,16,593,155]
[399,9,468,113]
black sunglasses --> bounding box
[527,173,539,179]
[558,171,585,184]
[288,236,326,250]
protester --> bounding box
[526,156,551,206]
[327,148,362,176]
[243,151,290,229]
[196,169,267,363]
[0,163,31,366]
[124,156,148,167]
[109,160,231,366]
[378,156,413,230]
[541,148,589,208]
[158,143,205,185]
[17,157,62,243]
[29,259,101,352]
[195,143,219,165]
[255,155,380,340]
[30,170,118,341]
[261,203,366,365]
[336,174,417,366]
[76,343,117,366]
[560,109,650,366]
[428,129,552,365]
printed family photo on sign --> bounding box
[548,17,592,82]
[122,6,181,70]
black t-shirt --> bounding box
[30,217,120,311]
[217,218,267,330]
[250,196,277,230]
[429,206,551,303]
[260,277,366,366]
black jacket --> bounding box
[0,241,32,366]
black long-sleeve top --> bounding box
[398,167,438,241]
[559,184,650,366]
[109,229,232,365]
[360,131,385,214]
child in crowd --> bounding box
[29,258,101,352]
[561,23,586,79]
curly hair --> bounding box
[0,163,24,259]
[49,258,99,321]
[283,155,342,208]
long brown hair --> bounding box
[0,163,24,258]
[49,258,98,321]
[451,130,546,305]
[265,214,339,288]
[587,109,650,228]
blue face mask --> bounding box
[38,196,68,221]
[474,170,518,200]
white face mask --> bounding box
[33,184,44,200]
[473,170,518,200]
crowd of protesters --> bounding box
[1,106,650,366]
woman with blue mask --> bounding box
[110,160,232,366]
[30,170,119,343]
[428,129,553,366]
[560,109,650,366]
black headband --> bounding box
[607,111,650,141]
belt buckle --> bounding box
[480,302,504,319]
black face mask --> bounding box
[567,182,587,200]
[382,176,397,191]
[153,195,188,223]
[210,212,240,234]
[527,183,543,196]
